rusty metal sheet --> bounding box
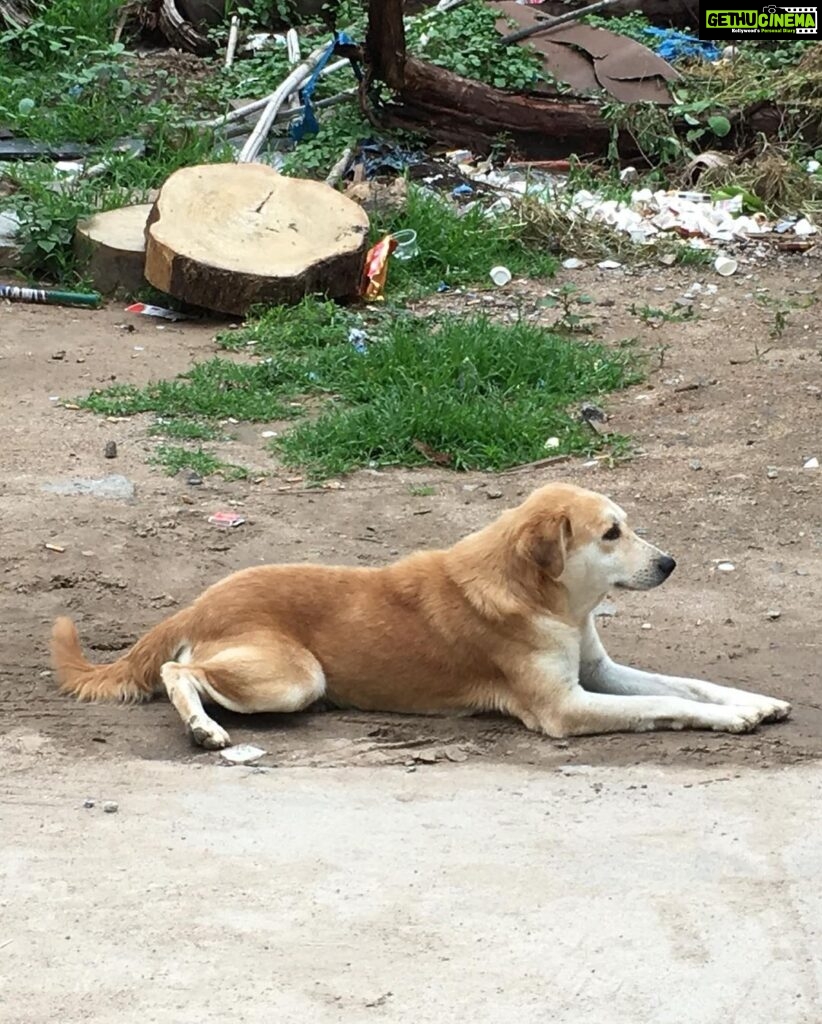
[491,1,678,104]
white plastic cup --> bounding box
[490,265,512,287]
[391,229,418,260]
[714,254,738,276]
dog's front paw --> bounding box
[712,705,765,734]
[759,698,791,723]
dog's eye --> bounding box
[602,524,621,541]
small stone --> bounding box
[83,799,95,809]
[689,459,702,471]
[51,350,66,361]
[766,467,778,479]
[766,609,781,620]
[544,436,560,449]
[640,622,652,630]
[486,489,503,500]
[717,562,736,572]
[187,472,203,486]
[220,744,266,765]
[104,441,117,459]
[803,457,819,470]
[102,801,118,814]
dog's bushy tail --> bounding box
[51,614,185,703]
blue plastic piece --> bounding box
[643,27,721,63]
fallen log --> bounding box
[143,163,370,315]
[371,56,642,160]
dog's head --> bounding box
[513,483,675,612]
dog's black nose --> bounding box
[657,555,676,576]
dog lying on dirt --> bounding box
[52,482,791,748]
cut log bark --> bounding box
[74,204,153,296]
[144,164,370,315]
[376,56,634,160]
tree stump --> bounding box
[74,204,153,296]
[144,164,371,315]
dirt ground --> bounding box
[1,255,821,771]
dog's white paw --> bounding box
[187,715,231,750]
[758,697,792,723]
[710,705,765,734]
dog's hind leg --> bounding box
[161,651,232,750]
[163,635,326,749]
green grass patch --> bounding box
[83,306,640,478]
[79,357,300,421]
[272,313,639,476]
[149,444,248,480]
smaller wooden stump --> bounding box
[74,204,152,296]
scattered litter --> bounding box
[348,327,369,353]
[640,622,652,630]
[544,436,560,449]
[489,265,512,287]
[42,475,135,501]
[44,543,65,553]
[261,430,277,438]
[561,257,585,269]
[717,562,736,572]
[451,183,473,198]
[643,27,720,64]
[208,511,246,528]
[0,283,101,308]
[391,228,419,261]
[803,457,819,470]
[597,259,622,270]
[102,801,119,814]
[436,281,451,292]
[713,254,738,277]
[104,441,117,459]
[221,744,266,765]
[565,186,815,246]
[125,302,192,322]
[362,235,397,300]
[794,218,817,237]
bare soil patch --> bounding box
[2,253,821,771]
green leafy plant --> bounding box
[539,284,595,333]
[406,0,545,90]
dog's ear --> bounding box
[516,512,571,580]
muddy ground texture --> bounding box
[1,255,821,771]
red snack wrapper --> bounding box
[361,234,398,301]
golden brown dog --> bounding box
[52,482,791,747]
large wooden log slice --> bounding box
[144,164,371,315]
